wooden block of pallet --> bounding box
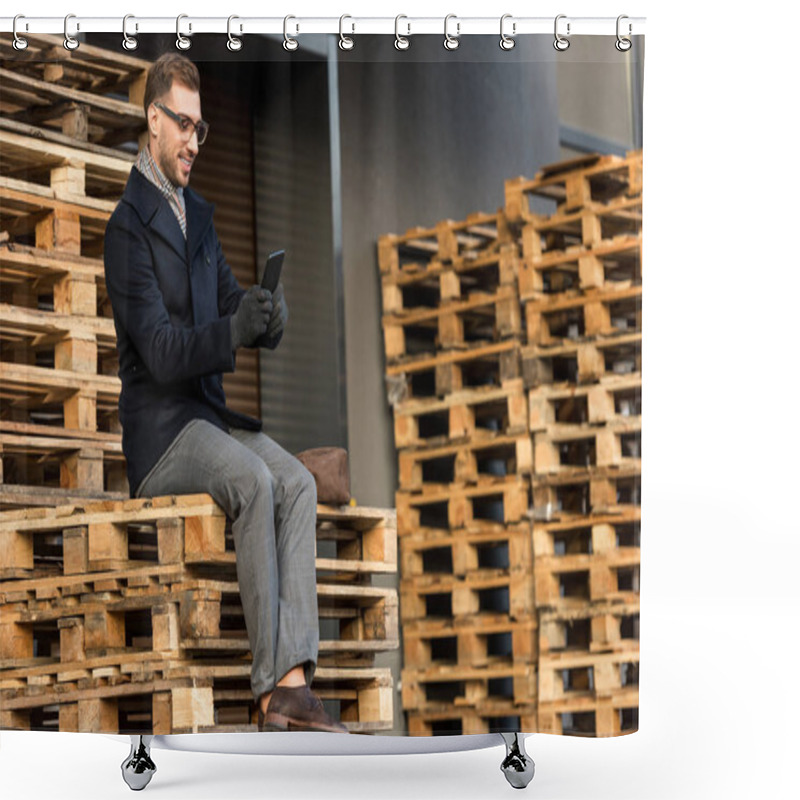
[406,703,537,735]
[538,600,640,656]
[399,568,535,623]
[524,285,642,347]
[521,332,641,388]
[519,233,642,298]
[536,687,639,737]
[385,340,522,405]
[392,379,528,450]
[378,211,513,275]
[381,245,520,314]
[396,476,530,535]
[505,151,642,222]
[402,613,537,669]
[528,373,641,432]
[382,284,522,364]
[533,418,641,474]
[401,661,536,710]
[531,462,641,521]
[399,522,532,579]
[397,432,532,491]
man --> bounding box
[104,53,347,734]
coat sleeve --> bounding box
[215,229,283,350]
[104,214,236,384]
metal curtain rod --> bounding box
[0,15,646,37]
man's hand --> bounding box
[231,286,273,349]
[267,282,289,338]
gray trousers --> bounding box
[135,418,319,700]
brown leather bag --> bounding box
[295,447,351,505]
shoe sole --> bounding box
[264,711,348,733]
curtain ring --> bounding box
[12,15,28,51]
[553,14,570,51]
[444,14,460,51]
[394,15,410,51]
[616,15,632,51]
[176,14,192,50]
[122,15,138,51]
[500,14,516,50]
[64,13,79,51]
[227,15,242,51]
[339,14,354,51]
[283,15,299,51]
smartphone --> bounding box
[261,249,285,293]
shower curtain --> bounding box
[0,25,643,743]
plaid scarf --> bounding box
[135,143,187,239]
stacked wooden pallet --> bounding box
[379,212,537,736]
[0,494,398,733]
[509,151,641,737]
[379,150,641,737]
[0,35,149,510]
[0,38,400,735]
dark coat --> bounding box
[104,165,280,497]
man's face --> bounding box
[148,81,202,189]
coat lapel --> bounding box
[123,166,214,264]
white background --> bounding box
[2,1,799,798]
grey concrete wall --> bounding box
[338,36,561,509]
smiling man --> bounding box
[103,53,347,734]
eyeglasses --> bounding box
[154,102,209,145]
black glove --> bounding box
[267,282,289,339]
[231,286,273,349]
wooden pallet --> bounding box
[406,703,537,735]
[521,332,641,388]
[531,462,641,520]
[519,233,642,298]
[538,600,640,656]
[399,568,535,623]
[396,476,530,534]
[0,494,396,579]
[397,431,533,491]
[536,687,638,737]
[0,361,121,441]
[505,152,642,222]
[538,646,639,704]
[0,34,149,151]
[533,418,641,474]
[400,522,532,579]
[528,373,641,431]
[524,285,642,347]
[517,196,643,260]
[381,245,520,315]
[378,211,514,275]
[401,660,536,710]
[0,570,398,666]
[402,613,537,669]
[392,379,528,449]
[385,340,522,403]
[0,664,394,734]
[382,284,522,363]
[0,426,126,498]
[533,510,640,611]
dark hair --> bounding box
[143,53,200,115]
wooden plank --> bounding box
[0,176,116,217]
[0,67,145,122]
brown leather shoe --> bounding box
[258,685,349,733]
